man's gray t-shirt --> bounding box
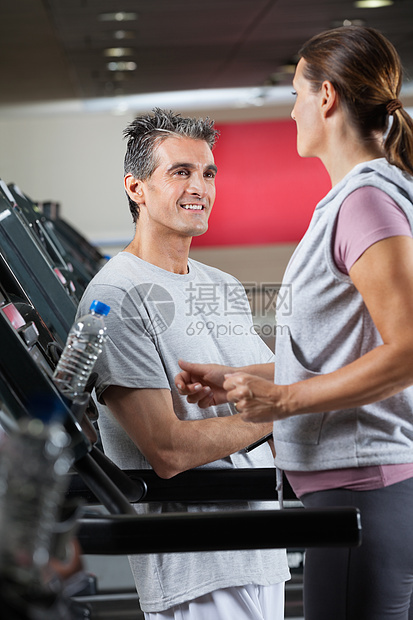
[78,252,289,612]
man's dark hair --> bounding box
[123,108,219,223]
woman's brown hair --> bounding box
[299,26,413,175]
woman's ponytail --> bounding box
[384,107,413,176]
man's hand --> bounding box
[175,360,236,408]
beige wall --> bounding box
[0,112,136,245]
[190,243,295,284]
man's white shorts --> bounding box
[144,582,285,620]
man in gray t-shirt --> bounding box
[77,109,289,619]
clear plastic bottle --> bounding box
[53,300,110,399]
[0,416,72,589]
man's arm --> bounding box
[103,384,273,479]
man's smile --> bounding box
[180,204,205,210]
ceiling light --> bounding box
[113,30,135,40]
[107,61,137,71]
[99,12,138,22]
[104,48,133,58]
[354,0,393,8]
[332,18,365,26]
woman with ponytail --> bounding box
[177,26,413,619]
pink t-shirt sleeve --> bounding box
[334,185,412,274]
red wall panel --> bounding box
[191,118,331,248]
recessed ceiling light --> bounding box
[114,30,135,40]
[99,12,138,22]
[104,48,133,58]
[107,61,137,72]
[332,18,365,26]
[354,0,393,8]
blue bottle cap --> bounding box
[90,300,111,316]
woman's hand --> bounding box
[223,371,288,423]
[175,360,236,408]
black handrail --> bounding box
[77,506,362,554]
[67,466,291,504]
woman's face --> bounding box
[291,58,325,158]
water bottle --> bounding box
[53,300,110,399]
[0,414,73,590]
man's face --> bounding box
[138,136,217,239]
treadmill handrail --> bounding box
[67,467,283,504]
[77,506,362,554]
